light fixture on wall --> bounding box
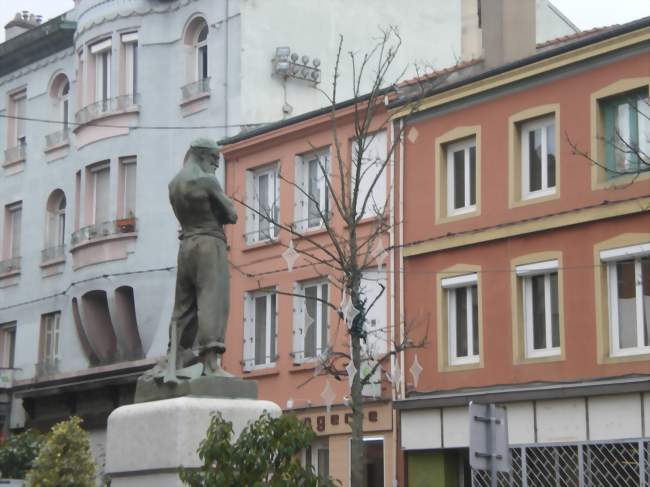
[272,47,321,83]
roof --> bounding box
[0,14,76,77]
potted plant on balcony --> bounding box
[116,211,136,233]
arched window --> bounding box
[183,16,210,90]
[196,24,208,81]
[45,190,66,252]
[60,80,70,128]
[47,74,71,147]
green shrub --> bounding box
[26,416,96,487]
[180,412,339,487]
[0,429,44,479]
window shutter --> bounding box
[243,294,254,371]
[294,156,306,232]
[272,166,280,238]
[602,102,616,176]
[245,171,256,244]
[292,283,304,363]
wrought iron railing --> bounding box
[41,244,66,263]
[71,218,138,246]
[181,77,211,101]
[0,256,21,275]
[75,93,139,125]
[45,128,70,148]
[3,143,26,165]
[35,359,60,378]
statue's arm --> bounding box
[206,178,238,224]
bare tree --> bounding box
[230,27,427,486]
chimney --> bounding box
[4,11,42,41]
[481,0,536,68]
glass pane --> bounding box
[642,258,649,347]
[125,163,137,217]
[614,102,631,172]
[469,146,476,206]
[308,159,321,227]
[270,294,276,362]
[550,273,560,348]
[95,168,110,223]
[616,260,637,349]
[638,96,650,159]
[455,288,468,357]
[10,208,21,258]
[532,274,546,350]
[471,285,479,356]
[198,25,208,43]
[257,173,270,238]
[453,150,465,209]
[547,125,556,188]
[363,440,384,487]
[254,296,267,365]
[529,128,542,192]
[305,286,317,357]
[318,449,329,479]
[321,284,328,352]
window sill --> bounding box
[70,231,137,253]
[242,237,282,252]
[179,91,210,107]
[515,352,564,365]
[40,257,66,268]
[242,366,279,378]
[0,268,20,279]
[73,105,140,133]
[44,140,70,154]
[289,360,319,373]
[441,359,482,372]
[437,207,480,225]
[512,190,560,208]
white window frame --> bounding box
[521,115,556,200]
[304,438,330,481]
[7,202,22,259]
[41,312,61,365]
[442,273,479,365]
[352,130,388,220]
[293,280,329,363]
[0,323,16,369]
[90,163,111,225]
[601,244,650,356]
[11,91,27,147]
[91,39,112,105]
[516,260,560,358]
[46,193,66,249]
[446,138,476,216]
[120,157,137,218]
[243,289,277,371]
[196,25,208,81]
[246,163,279,244]
[122,32,138,97]
[295,149,330,231]
[60,81,70,129]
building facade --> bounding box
[391,15,650,487]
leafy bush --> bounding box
[25,416,96,487]
[180,412,338,487]
[0,429,44,479]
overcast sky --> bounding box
[1,0,648,42]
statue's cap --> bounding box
[190,138,220,151]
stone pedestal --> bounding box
[105,396,281,486]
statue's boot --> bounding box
[201,348,234,378]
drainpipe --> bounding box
[388,116,397,487]
[224,0,229,137]
[398,118,405,402]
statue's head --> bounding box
[186,138,220,174]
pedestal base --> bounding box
[105,396,281,486]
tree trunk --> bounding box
[350,325,365,487]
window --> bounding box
[4,202,22,260]
[295,149,329,231]
[39,312,61,369]
[516,260,560,358]
[6,90,27,156]
[246,164,279,244]
[352,437,384,487]
[13,91,26,147]
[60,80,70,128]
[442,273,479,365]
[45,190,66,254]
[196,25,208,81]
[305,439,329,481]
[0,323,16,369]
[360,270,387,397]
[352,130,387,220]
[243,290,277,370]
[89,163,110,225]
[90,39,112,106]
[446,138,476,216]
[119,157,137,218]
[600,243,650,356]
[121,32,138,97]
[293,281,329,362]
[521,116,556,199]
[600,89,649,177]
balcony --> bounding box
[0,256,21,276]
[71,218,138,247]
[35,359,60,378]
[45,128,70,150]
[41,244,66,264]
[181,77,211,103]
[3,143,26,167]
[75,93,139,126]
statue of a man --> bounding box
[164,138,237,381]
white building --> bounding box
[0,0,575,479]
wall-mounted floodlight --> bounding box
[272,47,321,84]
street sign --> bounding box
[469,402,510,474]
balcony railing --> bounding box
[71,218,138,247]
[75,93,139,125]
[3,143,26,166]
[45,128,70,149]
[181,77,211,102]
[41,244,66,263]
[35,359,59,378]
[0,256,21,275]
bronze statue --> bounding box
[158,138,237,382]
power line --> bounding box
[0,113,266,131]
